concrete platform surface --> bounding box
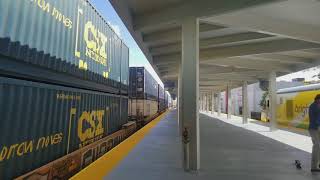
[203,111,312,153]
[105,110,320,180]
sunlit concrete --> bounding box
[106,110,318,180]
[201,111,312,154]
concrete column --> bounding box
[203,93,207,111]
[178,66,182,133]
[181,17,200,171]
[242,81,248,124]
[269,71,277,131]
[204,94,206,112]
[227,85,232,119]
[203,93,205,111]
[211,91,215,115]
[218,92,221,116]
[202,93,204,112]
[200,93,203,111]
[199,93,201,111]
[207,93,210,113]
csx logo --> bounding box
[71,108,105,142]
[84,21,107,65]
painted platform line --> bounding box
[71,111,169,180]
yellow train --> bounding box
[262,83,320,129]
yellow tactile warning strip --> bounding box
[71,111,169,180]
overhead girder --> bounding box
[205,0,320,44]
[152,38,320,64]
[155,58,292,73]
[200,38,320,60]
[144,23,225,48]
[201,70,264,76]
[200,84,243,92]
[149,32,274,56]
[156,63,257,74]
[132,0,280,32]
[200,32,272,48]
[152,38,320,73]
[202,57,294,72]
[200,80,252,86]
[248,54,315,64]
[158,66,262,81]
[200,75,259,82]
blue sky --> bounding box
[90,0,163,86]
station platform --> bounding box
[72,110,320,180]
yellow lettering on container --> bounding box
[84,21,107,66]
[78,110,105,143]
[37,0,50,13]
[7,144,18,159]
[0,146,8,162]
[24,141,34,154]
[17,142,25,156]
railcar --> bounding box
[262,83,320,129]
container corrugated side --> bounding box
[128,67,135,98]
[136,67,146,99]
[129,67,160,101]
[120,96,129,125]
[0,76,126,179]
[121,45,129,94]
[144,68,158,100]
[159,85,164,99]
[0,0,128,94]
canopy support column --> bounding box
[242,81,248,124]
[181,17,200,171]
[227,85,232,119]
[211,91,215,115]
[218,92,221,116]
[269,71,277,131]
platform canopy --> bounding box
[110,0,320,96]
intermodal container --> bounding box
[129,67,158,100]
[129,67,144,99]
[158,84,165,112]
[0,0,128,94]
[0,76,127,180]
[144,69,158,100]
[121,45,129,95]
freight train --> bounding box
[0,0,170,179]
[262,83,320,130]
[128,67,170,127]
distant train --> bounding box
[262,83,320,129]
[128,67,171,127]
